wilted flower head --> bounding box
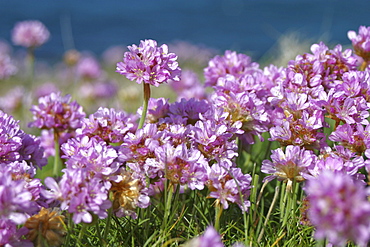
[305,170,370,246]
[348,26,370,62]
[110,168,150,219]
[116,39,181,86]
[12,20,50,48]
[24,207,66,247]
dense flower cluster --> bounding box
[2,21,370,246]
[305,171,370,246]
[29,92,86,132]
[348,25,370,62]
[12,20,50,48]
[116,39,181,86]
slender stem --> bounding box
[138,83,151,129]
[214,203,223,232]
[257,185,280,242]
[103,206,113,242]
[27,47,35,86]
[53,130,61,177]
[78,223,88,244]
[360,61,368,71]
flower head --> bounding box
[305,170,370,246]
[29,92,86,132]
[116,39,181,86]
[24,207,66,247]
[12,20,50,48]
[262,146,316,191]
[348,26,370,62]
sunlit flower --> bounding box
[116,39,181,86]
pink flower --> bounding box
[116,39,181,87]
[12,20,50,48]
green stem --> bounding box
[27,47,35,86]
[78,223,88,245]
[138,83,151,129]
[214,203,223,232]
[103,203,113,241]
[53,130,61,177]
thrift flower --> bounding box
[29,91,86,132]
[262,145,316,191]
[204,50,259,87]
[76,55,102,80]
[207,162,252,212]
[184,226,224,247]
[348,26,370,62]
[12,20,50,48]
[0,219,32,247]
[116,39,181,86]
[305,170,370,246]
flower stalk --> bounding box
[138,83,151,129]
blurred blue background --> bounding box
[0,0,369,62]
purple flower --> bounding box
[329,123,368,154]
[43,169,112,224]
[167,98,211,125]
[137,97,170,124]
[204,50,259,87]
[207,162,252,212]
[154,143,208,190]
[211,89,269,144]
[0,110,23,164]
[79,80,118,100]
[118,123,161,167]
[307,146,366,181]
[0,165,39,225]
[185,226,224,247]
[262,146,316,191]
[304,170,370,246]
[0,86,25,113]
[0,53,17,80]
[12,20,50,48]
[76,55,102,80]
[61,136,120,185]
[29,91,86,132]
[18,134,47,170]
[348,26,370,62]
[288,42,358,90]
[169,69,207,100]
[0,219,32,247]
[191,119,238,167]
[116,39,181,86]
[76,107,137,144]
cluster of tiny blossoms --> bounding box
[1,22,370,246]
